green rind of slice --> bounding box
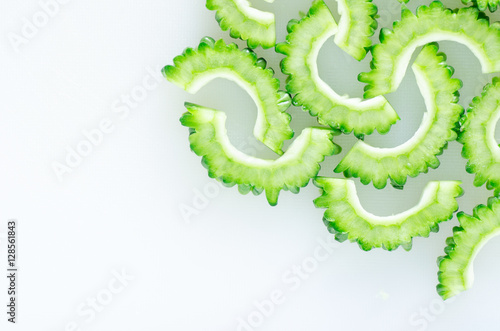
[163,37,293,155]
[181,103,341,206]
[360,1,500,99]
[334,0,379,61]
[335,43,463,189]
[206,0,276,49]
[464,0,500,12]
[276,0,398,137]
[401,0,500,12]
[459,77,500,196]
[314,178,462,251]
[437,197,500,300]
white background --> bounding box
[1,0,500,330]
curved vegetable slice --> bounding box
[437,197,500,299]
[181,103,341,206]
[314,178,462,251]
[360,1,500,99]
[206,0,276,49]
[163,37,293,155]
[459,77,500,196]
[335,44,463,189]
[276,0,398,137]
[465,0,500,12]
[399,0,500,12]
[334,0,378,61]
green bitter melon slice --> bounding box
[459,77,500,196]
[437,197,500,299]
[360,1,500,99]
[314,178,462,251]
[163,37,293,155]
[206,0,276,49]
[276,0,398,137]
[398,0,500,12]
[335,43,463,189]
[464,0,500,12]
[334,0,379,61]
[181,103,340,206]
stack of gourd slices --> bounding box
[163,0,500,300]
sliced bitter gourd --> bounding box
[206,0,276,49]
[437,197,500,299]
[314,178,462,251]
[459,77,500,196]
[464,0,500,12]
[399,0,500,12]
[334,0,378,61]
[360,1,500,99]
[181,103,340,206]
[335,44,463,189]
[163,37,293,155]
[276,0,398,137]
